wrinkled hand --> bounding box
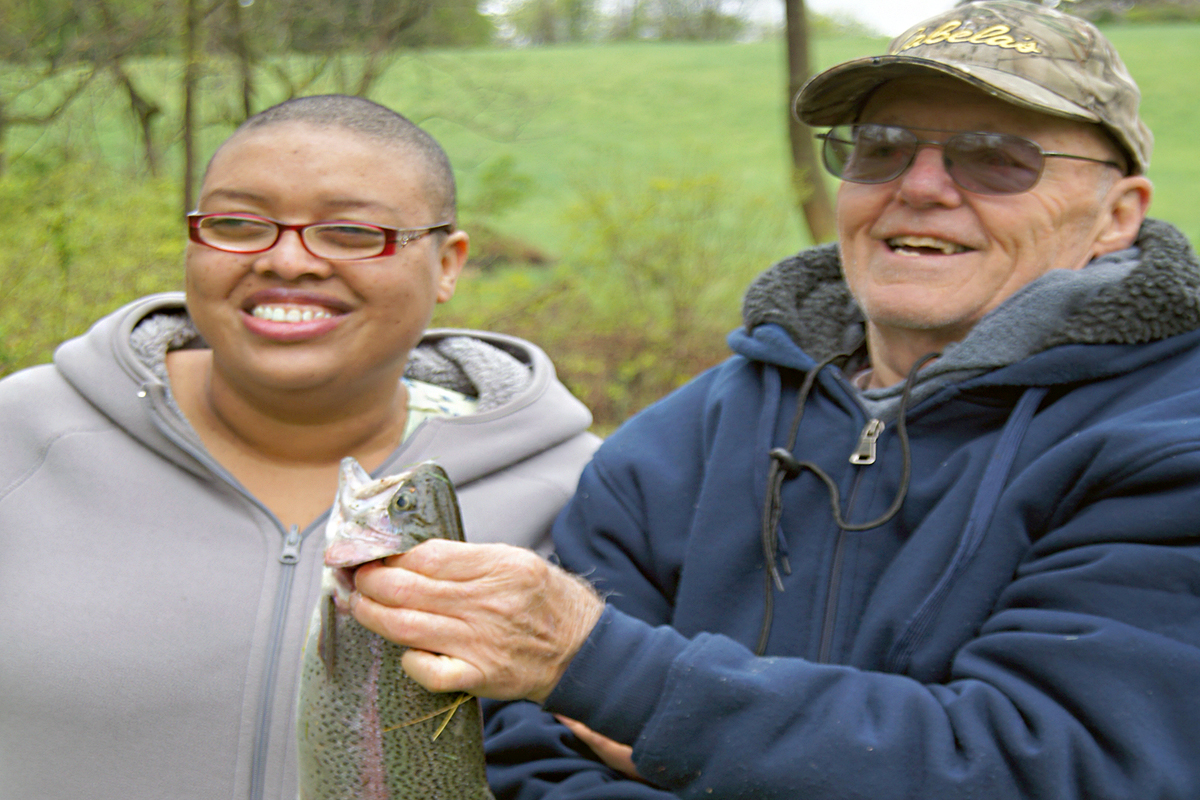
[351,539,604,703]
[556,715,643,781]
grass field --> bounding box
[10,28,1197,250]
[4,26,1200,426]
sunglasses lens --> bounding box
[944,132,1044,194]
[820,126,1048,195]
[823,125,916,184]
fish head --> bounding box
[324,457,464,571]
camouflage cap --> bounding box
[794,0,1152,173]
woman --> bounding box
[0,95,598,800]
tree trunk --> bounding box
[783,0,836,244]
[182,0,201,213]
[112,62,162,177]
[0,98,7,177]
[229,0,255,119]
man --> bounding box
[350,3,1200,797]
[0,95,598,799]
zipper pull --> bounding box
[280,525,302,565]
[849,418,885,465]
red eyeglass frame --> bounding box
[187,212,454,259]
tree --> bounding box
[652,0,747,40]
[783,0,835,243]
[502,0,596,43]
[0,0,172,176]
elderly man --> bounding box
[351,2,1200,797]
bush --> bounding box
[436,167,796,431]
[0,159,183,374]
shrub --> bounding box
[0,159,183,374]
[437,167,796,431]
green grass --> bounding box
[1105,24,1200,245]
[9,29,1196,250]
[4,27,1200,427]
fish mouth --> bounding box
[886,234,972,257]
[324,529,406,569]
[331,566,358,599]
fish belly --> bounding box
[297,601,494,800]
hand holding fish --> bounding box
[351,539,604,703]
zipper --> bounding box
[818,526,849,663]
[819,418,882,662]
[249,525,305,800]
[280,525,303,564]
[140,386,314,800]
[849,418,885,465]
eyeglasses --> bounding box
[187,213,453,260]
[816,124,1123,195]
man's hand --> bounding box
[350,539,604,703]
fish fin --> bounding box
[317,594,336,674]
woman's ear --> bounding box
[435,230,469,304]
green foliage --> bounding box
[0,159,182,374]
[6,30,1200,431]
[465,154,536,218]
[499,0,751,43]
[1122,2,1200,24]
[502,0,595,44]
[807,11,884,38]
[396,0,497,47]
[1061,0,1200,25]
[0,0,176,63]
[437,167,792,428]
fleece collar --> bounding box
[128,308,532,414]
[741,218,1200,364]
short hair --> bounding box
[224,94,457,221]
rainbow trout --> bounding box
[297,458,494,800]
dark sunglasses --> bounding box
[817,124,1123,195]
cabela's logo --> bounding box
[894,21,1042,54]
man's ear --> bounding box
[1092,175,1153,258]
[435,230,469,304]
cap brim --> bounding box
[795,55,1101,128]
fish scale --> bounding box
[296,458,495,800]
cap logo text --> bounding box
[895,22,1042,55]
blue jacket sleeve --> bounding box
[484,698,678,800]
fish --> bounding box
[296,457,495,800]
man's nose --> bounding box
[895,144,963,207]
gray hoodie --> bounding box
[0,292,599,800]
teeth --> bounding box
[251,305,334,322]
[888,235,968,255]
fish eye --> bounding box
[389,488,418,516]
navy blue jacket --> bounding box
[485,219,1200,799]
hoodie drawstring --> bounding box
[756,351,939,656]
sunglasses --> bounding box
[817,124,1123,195]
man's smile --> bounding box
[886,234,972,256]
